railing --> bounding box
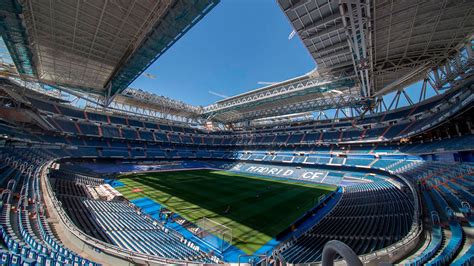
[358,224,422,263]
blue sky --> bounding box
[130,0,315,106]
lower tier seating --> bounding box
[396,162,473,265]
[277,180,415,263]
[0,148,100,265]
[83,200,212,263]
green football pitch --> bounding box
[115,169,335,254]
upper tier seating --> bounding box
[345,158,374,167]
[14,80,469,147]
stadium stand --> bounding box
[0,148,99,265]
[0,0,472,265]
[83,200,212,262]
[0,99,472,264]
[393,161,473,266]
[276,180,416,263]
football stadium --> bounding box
[0,0,473,265]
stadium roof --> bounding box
[277,0,474,98]
[0,0,219,101]
[0,0,472,124]
[197,0,474,122]
[202,0,474,123]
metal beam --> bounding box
[301,12,343,35]
[311,39,349,55]
[302,22,345,41]
[339,0,373,98]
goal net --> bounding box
[196,217,233,253]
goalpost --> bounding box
[196,217,233,253]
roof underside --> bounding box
[278,0,474,96]
[0,0,219,97]
[202,0,474,123]
[373,0,474,95]
[280,0,352,75]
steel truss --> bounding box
[339,0,373,98]
[5,37,472,127]
[83,92,204,125]
[100,100,203,125]
[6,77,204,125]
[202,71,357,116]
[235,38,473,126]
[371,39,473,114]
[121,88,201,115]
[277,0,473,106]
[220,89,362,124]
[2,0,473,128]
[203,38,472,124]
